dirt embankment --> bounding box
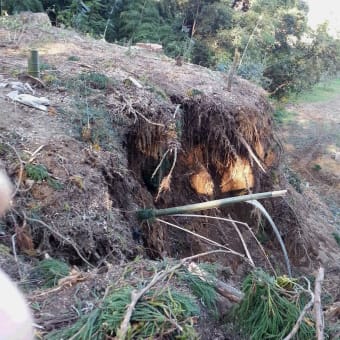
[0,13,339,337]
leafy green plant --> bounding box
[47,287,199,339]
[234,270,315,340]
[25,164,49,181]
[312,164,322,172]
[25,164,63,189]
[32,258,70,288]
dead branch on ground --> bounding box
[283,277,314,340]
[116,249,238,340]
[314,267,325,340]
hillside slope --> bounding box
[0,13,339,338]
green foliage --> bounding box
[234,270,315,340]
[32,258,70,288]
[1,0,43,14]
[9,0,337,98]
[179,269,218,315]
[47,286,199,339]
[273,107,296,124]
[25,164,49,181]
[25,163,63,189]
[67,55,80,61]
[78,72,112,90]
[294,78,340,103]
[332,232,340,247]
[312,164,322,172]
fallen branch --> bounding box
[187,262,243,303]
[283,278,314,340]
[116,249,236,340]
[314,267,325,340]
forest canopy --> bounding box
[1,0,339,97]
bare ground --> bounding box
[282,96,340,228]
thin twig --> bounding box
[247,200,291,277]
[11,233,23,280]
[156,218,254,267]
[151,149,170,179]
[155,148,178,201]
[27,144,45,164]
[314,267,325,340]
[117,249,234,340]
[227,214,255,266]
[172,213,276,275]
[238,135,266,173]
[283,278,314,340]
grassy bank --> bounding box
[294,78,340,103]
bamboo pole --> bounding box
[137,190,287,220]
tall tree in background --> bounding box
[1,0,338,97]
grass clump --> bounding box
[32,258,70,288]
[25,164,49,181]
[25,164,63,189]
[48,287,199,339]
[68,55,81,61]
[79,72,112,90]
[234,270,315,340]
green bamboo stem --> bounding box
[137,190,287,220]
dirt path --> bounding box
[281,95,340,229]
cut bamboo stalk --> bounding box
[28,50,40,78]
[137,190,287,220]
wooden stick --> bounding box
[314,267,325,340]
[187,262,243,303]
[283,278,314,340]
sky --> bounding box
[306,0,340,36]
